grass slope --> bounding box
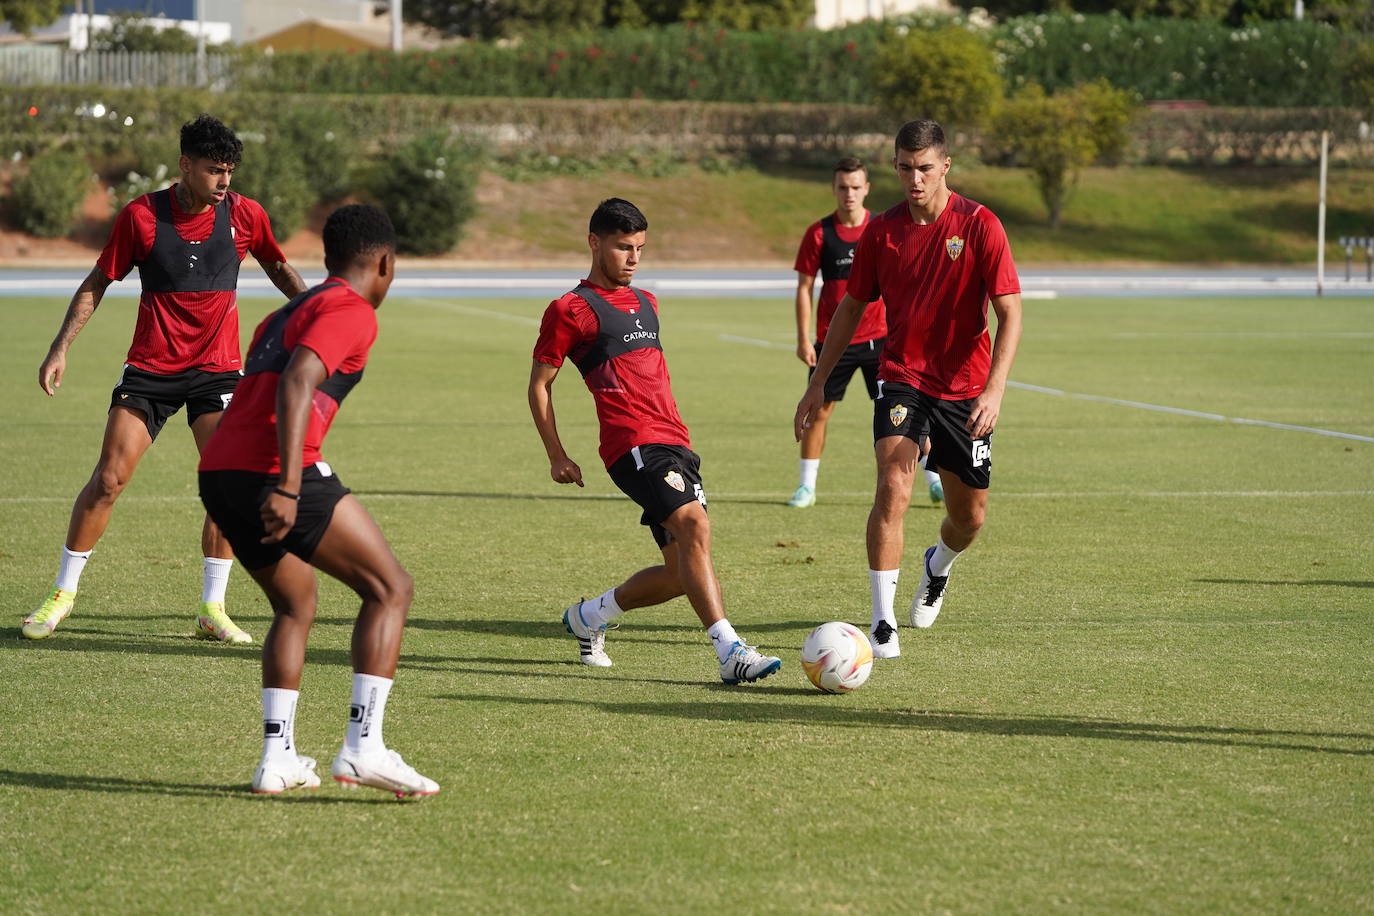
[0,288,1371,913]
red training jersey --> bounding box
[97,186,285,374]
[793,211,887,344]
[846,193,1020,400]
[198,279,378,474]
[533,281,691,468]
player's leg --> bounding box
[867,434,920,657]
[659,502,781,685]
[563,540,683,668]
[910,399,992,628]
[790,395,833,507]
[23,406,152,639]
[919,437,944,504]
[245,553,323,794]
[188,408,250,643]
[307,494,437,798]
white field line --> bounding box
[414,299,541,326]
[3,489,1373,505]
[712,334,1373,444]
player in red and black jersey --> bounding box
[795,119,1024,659]
[23,115,307,644]
[788,157,943,510]
[529,198,782,685]
[198,204,437,797]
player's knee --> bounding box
[88,465,130,502]
[378,567,414,609]
[948,502,985,534]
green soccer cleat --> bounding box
[786,485,816,508]
[22,587,75,639]
[928,478,944,504]
[196,601,252,644]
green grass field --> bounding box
[1,287,1371,913]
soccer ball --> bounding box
[800,621,873,693]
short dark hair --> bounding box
[322,204,396,271]
[894,119,947,157]
[834,156,867,179]
[180,114,242,165]
[589,198,648,237]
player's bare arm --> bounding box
[794,273,817,366]
[527,359,584,487]
[966,292,1024,438]
[260,258,308,298]
[38,267,115,396]
[794,292,866,440]
[261,346,328,543]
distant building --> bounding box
[0,12,230,50]
[205,0,382,46]
[812,0,950,29]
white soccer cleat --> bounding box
[869,619,900,658]
[252,754,321,794]
[909,545,950,628]
[786,485,816,508]
[719,641,782,685]
[331,747,439,799]
[563,600,612,667]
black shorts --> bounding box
[873,380,992,489]
[606,444,707,549]
[198,463,351,571]
[111,364,242,441]
[808,337,882,403]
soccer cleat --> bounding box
[786,485,816,508]
[909,545,950,629]
[252,754,321,795]
[869,619,900,659]
[719,641,782,685]
[563,600,611,667]
[195,601,252,644]
[22,587,76,639]
[928,477,944,504]
[332,747,440,799]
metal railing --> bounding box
[0,46,238,89]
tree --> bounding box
[873,24,1004,131]
[91,11,204,53]
[992,81,1137,228]
[0,0,63,34]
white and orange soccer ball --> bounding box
[800,621,873,693]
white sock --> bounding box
[202,556,233,603]
[346,673,392,755]
[55,546,92,592]
[929,535,961,577]
[707,618,741,663]
[799,458,820,490]
[261,687,299,763]
[923,467,941,487]
[582,587,625,630]
[869,568,899,629]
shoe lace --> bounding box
[384,749,422,781]
[873,620,896,643]
[924,574,948,604]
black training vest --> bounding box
[242,282,366,406]
[136,188,240,293]
[818,214,859,285]
[571,285,661,378]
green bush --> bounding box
[992,84,1101,228]
[1071,78,1139,165]
[7,150,91,238]
[368,133,480,256]
[1347,40,1374,113]
[269,105,359,203]
[873,23,1003,129]
[229,135,314,241]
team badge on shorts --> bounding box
[663,471,685,492]
[945,235,965,261]
[889,404,908,427]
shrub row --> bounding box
[220,14,1364,108]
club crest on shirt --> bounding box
[945,235,965,261]
[664,471,685,492]
[889,404,908,427]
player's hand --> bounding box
[966,388,1004,439]
[796,341,817,367]
[550,457,584,487]
[38,350,66,396]
[259,492,299,543]
[794,384,826,442]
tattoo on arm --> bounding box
[263,260,307,298]
[50,269,111,353]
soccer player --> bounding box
[199,204,438,797]
[794,119,1023,660]
[23,114,306,643]
[789,157,943,508]
[529,198,782,685]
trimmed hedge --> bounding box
[6,150,92,237]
